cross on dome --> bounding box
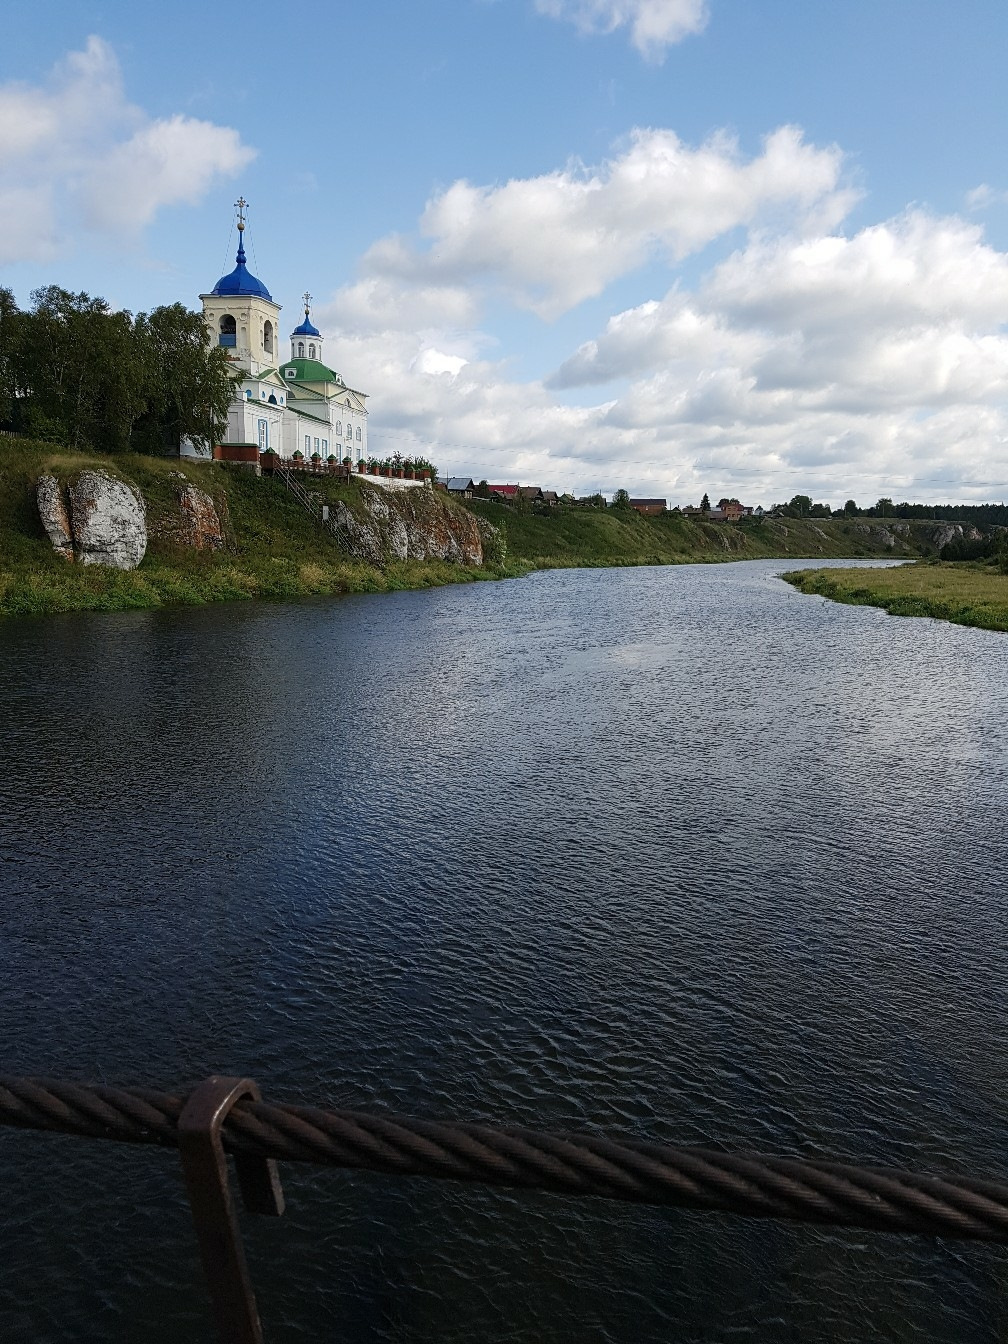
[209,197,272,299]
[291,288,321,339]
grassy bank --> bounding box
[783,562,1008,631]
[463,498,933,569]
[0,437,508,618]
[1,434,943,618]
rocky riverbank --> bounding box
[0,437,507,617]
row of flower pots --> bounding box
[259,449,430,480]
[356,462,430,480]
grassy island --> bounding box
[783,562,1008,632]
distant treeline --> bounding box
[0,286,235,457]
[771,494,1008,527]
[864,501,1008,525]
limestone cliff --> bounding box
[334,485,503,567]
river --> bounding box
[2,559,1007,1342]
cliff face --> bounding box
[37,469,147,569]
[36,464,499,572]
[335,485,503,567]
[37,470,224,568]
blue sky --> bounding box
[4,1,1008,503]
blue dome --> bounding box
[292,313,321,337]
[210,236,272,300]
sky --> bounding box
[3,1,1008,505]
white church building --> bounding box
[182,201,369,465]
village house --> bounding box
[446,477,475,498]
[486,484,520,502]
[629,498,667,516]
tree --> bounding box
[700,492,710,512]
[843,499,858,516]
[611,488,631,508]
[133,303,234,456]
[788,494,813,518]
[0,287,18,427]
[1,289,236,456]
[876,497,894,517]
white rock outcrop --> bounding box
[36,476,74,560]
[333,486,498,566]
[68,470,147,568]
[37,470,147,569]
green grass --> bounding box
[0,434,946,619]
[0,436,502,617]
[783,562,1008,632]
[462,499,931,569]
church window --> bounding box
[245,389,252,400]
[305,436,311,454]
[309,344,316,358]
[219,314,237,348]
[263,320,274,355]
[298,342,304,357]
[335,423,342,436]
[356,427,362,440]
[315,438,320,452]
[322,440,328,453]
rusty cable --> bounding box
[2,1075,1008,1242]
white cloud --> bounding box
[0,37,254,264]
[315,130,1008,506]
[535,0,709,59]
[362,126,855,318]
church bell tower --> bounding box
[199,197,282,376]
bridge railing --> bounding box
[3,1073,1006,1343]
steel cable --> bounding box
[2,1075,1008,1242]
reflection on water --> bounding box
[2,560,1008,1342]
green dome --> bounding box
[281,357,341,384]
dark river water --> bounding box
[2,559,1008,1343]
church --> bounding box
[181,200,369,465]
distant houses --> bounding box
[682,497,755,522]
[444,476,758,519]
[628,498,667,516]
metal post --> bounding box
[178,1077,285,1344]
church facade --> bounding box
[182,204,369,465]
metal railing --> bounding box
[3,1073,1007,1342]
[267,461,355,553]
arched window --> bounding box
[309,344,316,359]
[298,342,304,357]
[263,320,274,355]
[219,314,237,349]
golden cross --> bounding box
[234,196,248,231]
[302,290,312,315]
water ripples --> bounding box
[2,561,1008,1341]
